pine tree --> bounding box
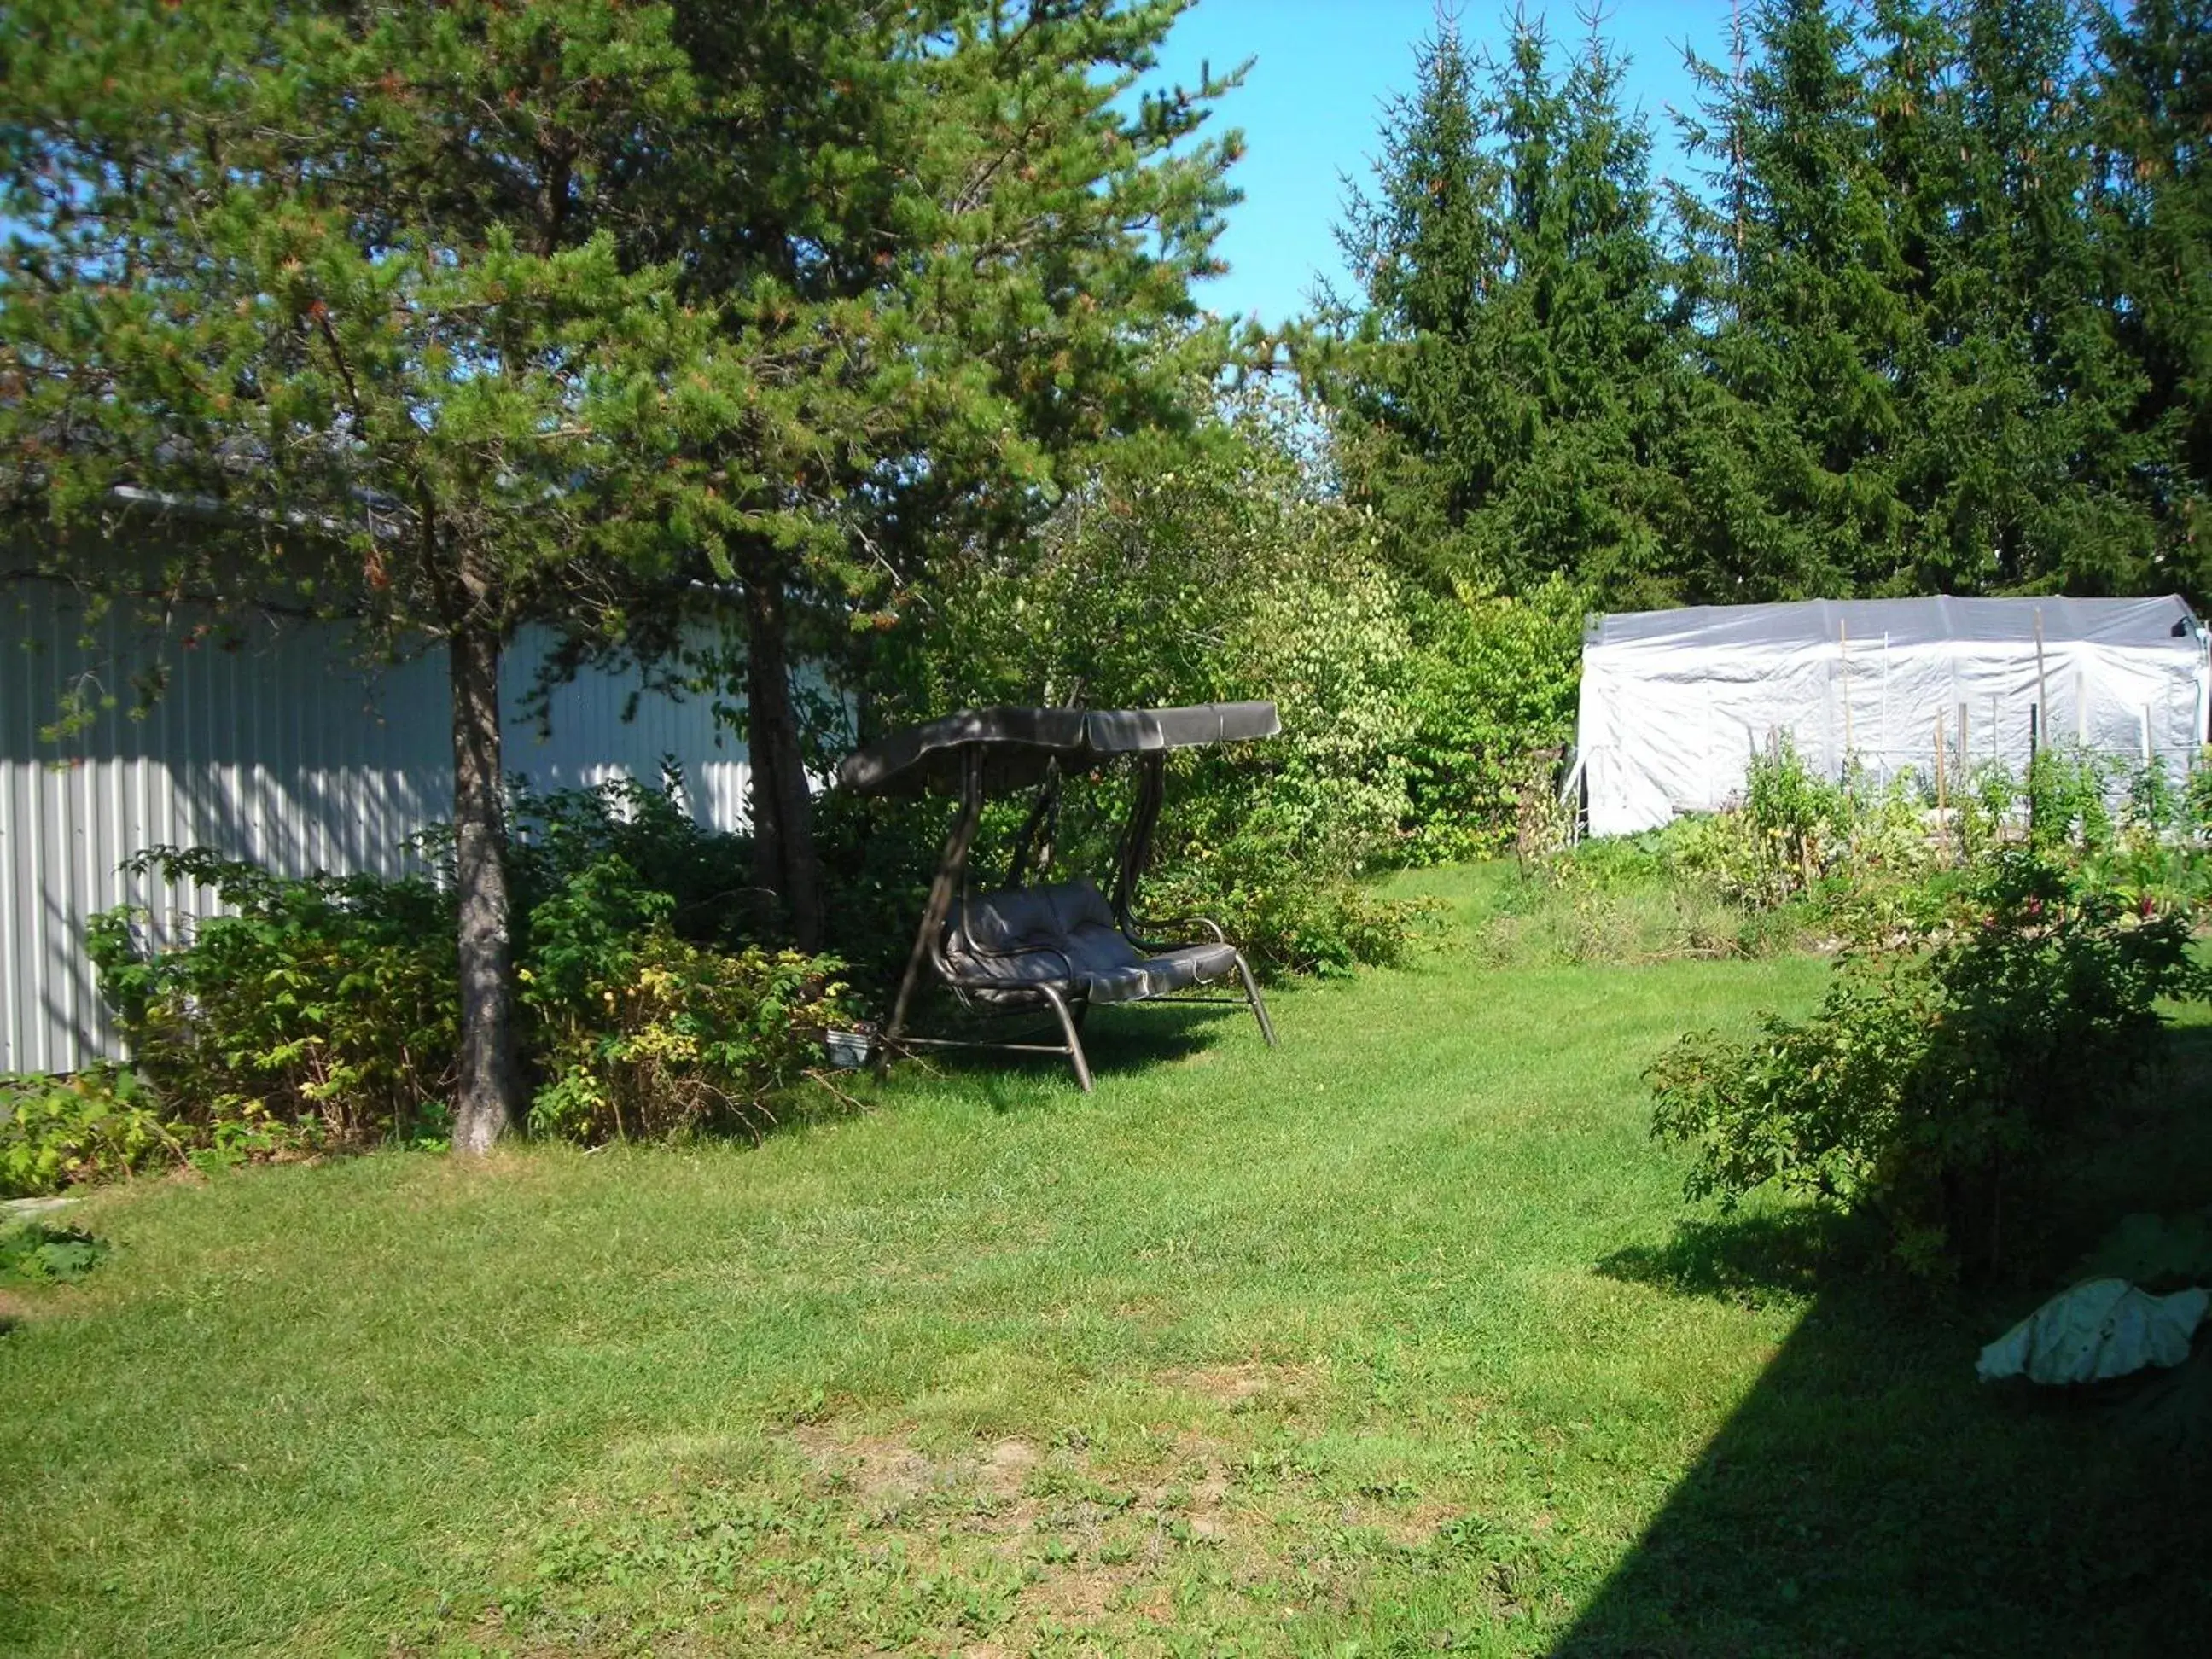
[616,1,1248,946]
[0,0,734,1151]
[0,0,1248,1143]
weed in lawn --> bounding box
[0,1220,108,1286]
[1474,855,1814,969]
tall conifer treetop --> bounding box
[1306,11,1688,603]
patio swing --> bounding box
[835,702,1283,1091]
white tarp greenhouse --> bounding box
[1574,596,2212,838]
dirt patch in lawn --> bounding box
[775,1416,1291,1644]
[1161,1359,1320,1412]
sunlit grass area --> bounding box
[4,865,2209,1656]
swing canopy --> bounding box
[835,700,1281,795]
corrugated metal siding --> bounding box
[2,580,750,1074]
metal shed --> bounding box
[1,577,751,1074]
[1575,595,2212,838]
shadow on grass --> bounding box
[1560,1068,2212,1654]
[894,997,1250,1106]
[1553,1282,2212,1655]
[1596,1211,1852,1309]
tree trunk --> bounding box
[743,573,824,952]
[449,616,521,1155]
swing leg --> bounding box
[880,747,984,1080]
[1039,985,1094,1093]
[1234,952,1277,1049]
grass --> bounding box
[3,864,2211,1656]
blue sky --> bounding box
[1146,0,1745,326]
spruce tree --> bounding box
[1305,15,1513,591]
[1309,11,1685,603]
[2095,0,2212,597]
[1918,0,2152,592]
[1661,3,1820,602]
[1676,0,1920,597]
[1468,15,1690,602]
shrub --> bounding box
[0,1067,177,1197]
[1140,839,1438,977]
[1398,579,1584,864]
[2125,757,2181,842]
[505,783,847,1144]
[1146,512,1430,973]
[1648,852,2202,1280]
[521,851,851,1140]
[87,849,459,1150]
[1953,760,2020,866]
[1743,736,1850,888]
[813,789,969,988]
[506,765,763,950]
[847,392,1432,978]
[527,932,849,1144]
[64,771,847,1182]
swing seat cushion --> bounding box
[946,880,1239,1004]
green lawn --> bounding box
[5,866,2210,1656]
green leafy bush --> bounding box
[2124,757,2181,844]
[1398,579,1584,864]
[87,850,459,1151]
[1952,760,2021,866]
[0,1067,176,1197]
[506,765,764,950]
[1140,829,1439,977]
[527,931,849,1143]
[1741,736,1851,894]
[812,789,969,989]
[65,772,846,1182]
[519,850,850,1141]
[1648,853,2203,1280]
